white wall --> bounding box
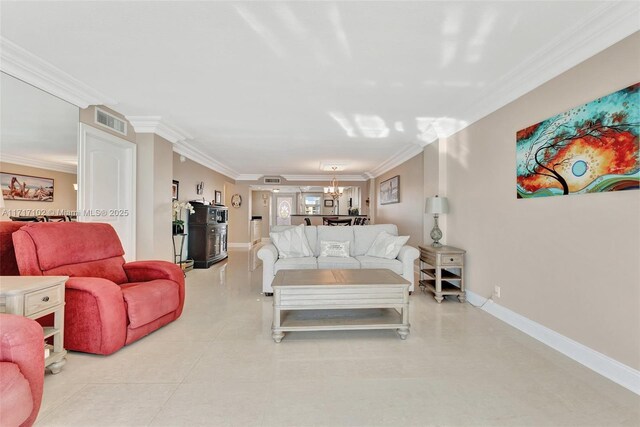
[444,32,640,370]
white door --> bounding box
[78,124,136,260]
[276,196,293,226]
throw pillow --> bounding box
[319,240,350,257]
[270,225,313,259]
[365,231,409,259]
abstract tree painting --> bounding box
[516,83,639,198]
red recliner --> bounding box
[0,314,44,427]
[0,221,25,276]
[0,222,45,427]
[12,222,185,355]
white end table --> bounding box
[0,276,68,374]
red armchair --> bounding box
[0,314,45,427]
[0,221,24,276]
[12,222,185,355]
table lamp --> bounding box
[425,195,449,247]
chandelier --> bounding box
[324,167,344,200]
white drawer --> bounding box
[440,254,463,266]
[24,285,63,316]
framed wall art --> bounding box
[516,82,639,198]
[231,193,242,208]
[324,199,334,207]
[172,180,179,200]
[379,175,400,204]
[1,172,54,201]
[215,190,222,205]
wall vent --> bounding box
[263,177,282,184]
[95,108,127,136]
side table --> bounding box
[418,245,466,303]
[0,276,68,373]
[172,233,187,277]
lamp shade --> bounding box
[425,196,449,214]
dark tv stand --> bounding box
[188,205,228,268]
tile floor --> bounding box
[35,247,639,426]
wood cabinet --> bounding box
[418,245,466,303]
[0,276,68,373]
[188,205,228,268]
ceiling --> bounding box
[1,1,638,179]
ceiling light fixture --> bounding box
[324,167,344,200]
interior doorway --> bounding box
[78,123,136,260]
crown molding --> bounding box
[126,116,194,144]
[0,153,77,174]
[454,1,640,137]
[172,140,239,181]
[0,37,117,108]
[127,115,240,179]
[366,144,423,178]
[236,174,264,181]
[324,3,637,166]
[280,174,368,182]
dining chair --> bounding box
[44,215,68,222]
[9,216,42,222]
[326,218,352,226]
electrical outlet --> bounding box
[494,285,501,299]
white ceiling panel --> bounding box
[1,1,637,178]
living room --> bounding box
[0,1,639,426]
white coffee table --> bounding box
[271,269,410,342]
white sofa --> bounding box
[257,224,419,295]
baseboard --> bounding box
[228,242,251,249]
[466,290,640,395]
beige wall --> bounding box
[172,153,230,203]
[423,140,449,244]
[135,134,173,261]
[173,152,245,247]
[444,33,640,369]
[374,152,424,248]
[79,105,136,143]
[251,190,271,239]
[225,182,250,244]
[1,162,77,220]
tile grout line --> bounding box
[146,334,218,426]
[35,381,91,425]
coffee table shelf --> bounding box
[280,308,404,331]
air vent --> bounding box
[95,108,127,136]
[263,177,281,184]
